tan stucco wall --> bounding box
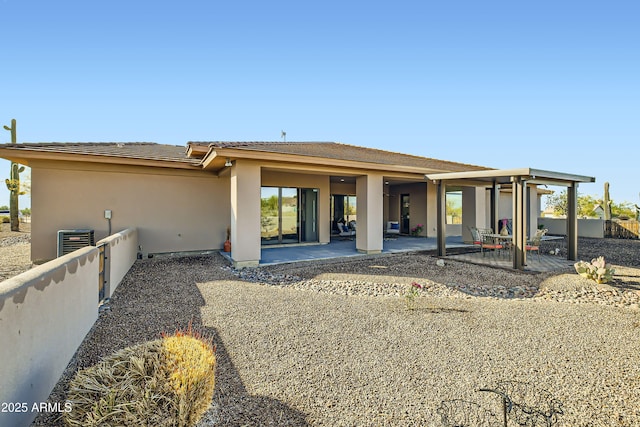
[0,246,99,427]
[388,182,428,236]
[356,173,383,253]
[31,161,228,262]
[230,161,261,267]
[96,228,138,298]
[426,182,438,237]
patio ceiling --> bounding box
[426,167,595,270]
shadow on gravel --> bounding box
[32,256,308,427]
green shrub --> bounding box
[1,216,9,223]
[64,329,216,427]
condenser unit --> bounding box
[57,229,96,257]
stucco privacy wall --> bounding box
[538,217,605,238]
[0,247,99,427]
[96,228,138,298]
[30,161,229,262]
[262,170,331,244]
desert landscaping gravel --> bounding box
[1,231,636,426]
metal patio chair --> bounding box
[526,229,548,261]
[478,228,504,257]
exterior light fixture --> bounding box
[225,158,232,167]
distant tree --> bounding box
[0,205,8,210]
[545,190,569,216]
[611,201,636,219]
[20,207,31,216]
[446,198,462,221]
[546,190,634,219]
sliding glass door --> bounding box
[261,187,318,245]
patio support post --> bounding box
[230,160,261,268]
[567,183,578,260]
[491,180,500,234]
[356,173,383,254]
[512,177,527,270]
[436,180,446,256]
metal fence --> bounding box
[605,220,639,239]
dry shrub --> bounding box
[64,328,216,427]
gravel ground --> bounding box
[24,235,640,427]
[0,222,32,281]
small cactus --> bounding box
[65,326,216,427]
[574,256,615,284]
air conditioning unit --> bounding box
[57,229,96,257]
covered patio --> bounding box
[224,235,466,265]
[219,234,577,273]
[427,168,596,270]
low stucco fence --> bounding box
[0,228,137,427]
[537,218,604,238]
[97,228,138,299]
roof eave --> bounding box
[0,147,200,170]
[204,147,475,175]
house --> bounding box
[0,141,593,268]
[592,204,605,220]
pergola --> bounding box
[426,168,596,270]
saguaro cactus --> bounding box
[3,119,25,232]
[603,182,612,221]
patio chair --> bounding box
[469,226,483,247]
[526,228,547,261]
[386,221,400,237]
[478,228,504,257]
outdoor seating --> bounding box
[470,226,504,257]
[386,221,400,237]
[526,228,548,261]
[339,221,356,239]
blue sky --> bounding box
[1,0,639,209]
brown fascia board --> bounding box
[186,142,211,158]
[206,147,468,175]
[0,147,200,170]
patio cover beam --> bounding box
[437,180,447,256]
[490,181,500,235]
[512,178,528,269]
[567,183,578,260]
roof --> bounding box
[0,142,200,166]
[188,141,489,172]
[0,140,490,174]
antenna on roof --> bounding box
[281,130,286,142]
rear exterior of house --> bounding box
[1,141,497,267]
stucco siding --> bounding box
[388,182,428,236]
[31,161,228,261]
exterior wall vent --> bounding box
[57,229,96,257]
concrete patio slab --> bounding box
[220,235,468,266]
